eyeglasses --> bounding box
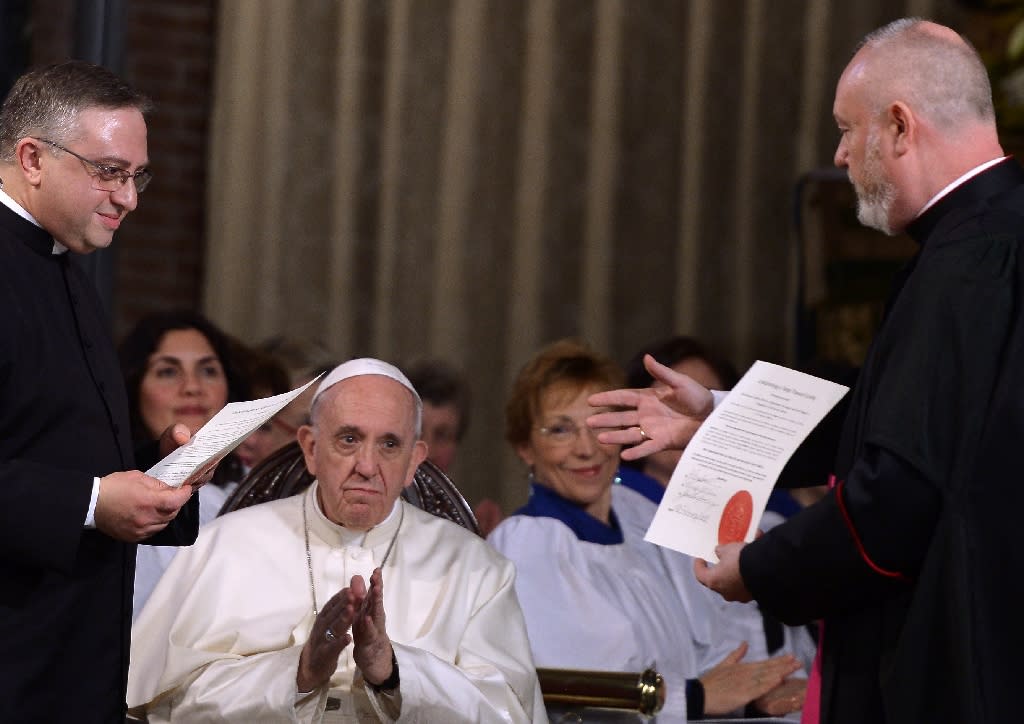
[536,418,595,446]
[32,137,153,193]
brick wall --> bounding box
[117,0,217,337]
[28,0,217,339]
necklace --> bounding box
[303,487,404,617]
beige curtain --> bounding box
[204,0,946,512]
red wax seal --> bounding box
[718,490,753,545]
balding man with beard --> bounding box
[589,17,1024,724]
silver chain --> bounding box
[303,488,403,618]
[303,492,320,616]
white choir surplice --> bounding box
[616,484,818,668]
[613,484,810,723]
[610,484,770,664]
[128,482,547,723]
[488,485,744,722]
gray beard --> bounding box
[854,173,897,236]
[855,135,897,236]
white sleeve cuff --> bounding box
[84,476,101,528]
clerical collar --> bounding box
[0,180,67,255]
[917,156,1007,217]
[906,157,1024,244]
[512,481,623,545]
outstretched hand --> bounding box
[586,354,714,460]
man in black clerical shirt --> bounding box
[589,18,1024,724]
[0,61,200,723]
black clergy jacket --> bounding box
[0,201,199,723]
[741,158,1024,724]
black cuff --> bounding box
[686,677,705,719]
[368,649,400,693]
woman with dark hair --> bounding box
[118,309,252,619]
[119,310,251,448]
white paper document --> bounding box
[146,375,322,488]
[644,361,848,562]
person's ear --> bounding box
[403,439,429,488]
[297,424,318,477]
[888,101,915,156]
[515,442,536,468]
[15,138,45,186]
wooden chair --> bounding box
[218,440,480,536]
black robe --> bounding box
[0,201,199,723]
[741,159,1024,724]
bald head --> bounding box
[832,18,1004,233]
[848,18,994,133]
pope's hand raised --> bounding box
[297,578,362,692]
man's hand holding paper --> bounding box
[146,376,321,488]
[95,470,194,542]
[694,541,752,602]
[589,360,848,568]
[95,423,197,542]
[155,423,217,492]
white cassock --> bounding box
[129,482,547,724]
[488,485,753,723]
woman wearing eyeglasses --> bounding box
[487,338,804,721]
[118,309,251,619]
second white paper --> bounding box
[146,375,322,488]
[645,360,848,562]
